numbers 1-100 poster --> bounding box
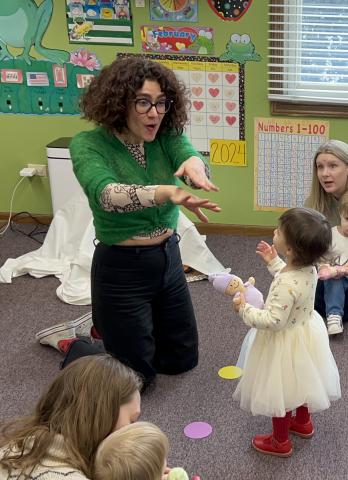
[254,118,329,211]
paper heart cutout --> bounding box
[224,88,234,98]
[175,42,186,51]
[209,115,221,124]
[226,116,237,126]
[208,87,220,97]
[193,100,204,111]
[191,72,203,82]
[191,86,203,96]
[208,101,219,112]
[225,101,236,111]
[225,73,236,84]
[193,114,204,123]
[208,73,219,83]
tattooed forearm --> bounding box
[100,184,157,213]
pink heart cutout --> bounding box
[208,88,220,98]
[225,101,236,111]
[191,87,203,97]
[209,115,220,124]
[225,74,236,84]
[226,116,237,126]
[208,73,219,83]
[193,100,204,111]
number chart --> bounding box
[117,53,245,154]
[254,118,329,211]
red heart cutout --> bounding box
[225,73,236,84]
[208,88,220,98]
[226,116,237,126]
[208,0,253,21]
[193,100,204,110]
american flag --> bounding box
[26,72,49,86]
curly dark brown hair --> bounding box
[80,56,190,135]
[279,207,332,266]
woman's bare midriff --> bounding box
[115,229,174,246]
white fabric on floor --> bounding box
[0,191,229,305]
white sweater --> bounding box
[0,434,89,480]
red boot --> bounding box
[252,433,293,457]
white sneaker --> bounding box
[35,323,76,350]
[327,314,343,335]
[69,312,93,337]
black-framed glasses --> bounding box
[134,98,173,114]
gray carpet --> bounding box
[0,226,346,479]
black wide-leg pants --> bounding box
[91,233,199,384]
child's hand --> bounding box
[256,241,277,264]
[318,264,336,280]
[233,292,245,312]
[162,467,171,480]
[318,264,348,280]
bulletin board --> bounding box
[117,53,245,154]
[66,1,133,46]
[254,118,329,211]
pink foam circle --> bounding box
[184,421,213,439]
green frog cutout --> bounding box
[219,33,261,65]
[0,0,69,64]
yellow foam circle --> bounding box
[218,365,243,379]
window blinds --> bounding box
[268,0,348,105]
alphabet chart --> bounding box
[117,53,244,154]
[254,118,329,211]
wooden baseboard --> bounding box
[195,223,275,236]
[0,212,53,226]
[0,212,275,237]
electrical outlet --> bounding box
[27,163,48,177]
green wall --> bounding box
[1,0,346,226]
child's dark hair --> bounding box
[279,207,331,266]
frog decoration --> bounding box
[0,0,70,65]
[219,33,261,65]
[189,30,214,55]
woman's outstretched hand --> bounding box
[155,186,221,223]
[256,240,278,264]
[174,156,219,192]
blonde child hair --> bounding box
[94,421,169,480]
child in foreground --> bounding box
[233,207,341,457]
[94,421,189,480]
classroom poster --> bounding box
[141,26,214,55]
[254,118,330,211]
[66,0,133,45]
[150,0,198,22]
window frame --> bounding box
[269,0,348,118]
